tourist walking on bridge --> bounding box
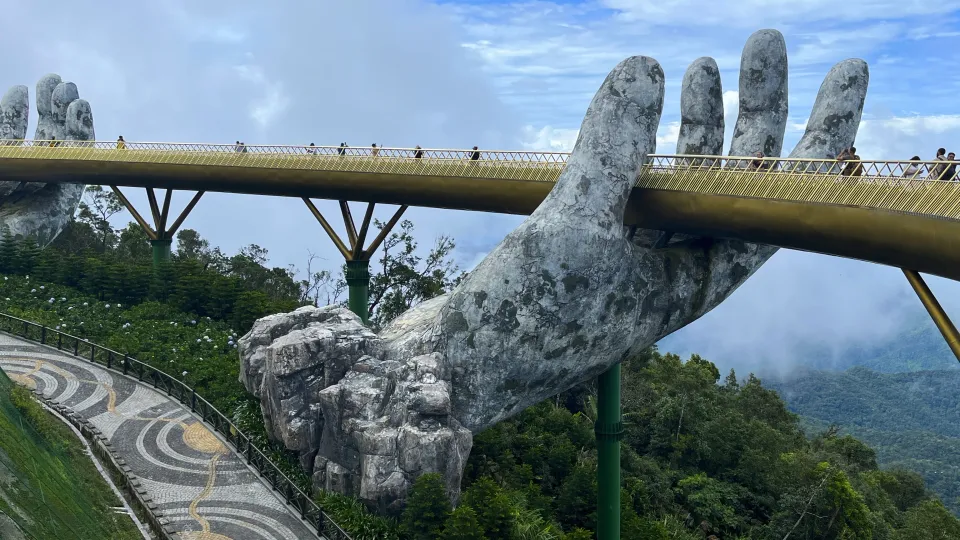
[414,145,423,159]
[470,146,480,161]
[930,148,948,179]
[838,147,863,176]
[902,156,922,178]
[116,136,125,149]
[944,152,958,181]
[371,143,380,157]
[307,143,317,155]
[338,142,347,156]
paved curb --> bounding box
[17,335,326,539]
[29,387,178,539]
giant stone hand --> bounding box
[0,74,94,243]
[239,29,868,511]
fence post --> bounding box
[90,345,95,363]
[57,333,62,350]
[40,326,46,344]
[107,351,113,369]
[22,321,27,336]
[123,355,129,375]
[73,339,78,356]
[190,389,196,412]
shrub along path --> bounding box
[0,332,319,540]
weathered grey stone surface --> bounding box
[677,57,724,156]
[728,29,789,159]
[242,29,870,511]
[0,74,94,244]
[34,74,63,141]
[0,86,29,198]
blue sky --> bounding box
[2,0,960,374]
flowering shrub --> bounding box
[0,273,400,535]
[0,274,246,414]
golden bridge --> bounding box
[1,140,959,357]
[3,139,960,540]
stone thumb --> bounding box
[0,85,29,141]
[535,56,664,230]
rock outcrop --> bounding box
[0,74,94,244]
[240,28,870,512]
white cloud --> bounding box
[601,0,960,27]
[521,125,579,151]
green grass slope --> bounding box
[0,368,142,539]
[770,367,960,514]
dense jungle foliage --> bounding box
[770,367,960,516]
[1,186,958,538]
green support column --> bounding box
[150,238,172,268]
[596,363,623,540]
[345,259,371,324]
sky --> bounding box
[2,0,960,376]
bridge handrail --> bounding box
[0,139,571,163]
[2,139,959,171]
[0,311,352,540]
[3,140,960,219]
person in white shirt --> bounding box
[902,156,921,178]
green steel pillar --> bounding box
[345,259,371,324]
[596,363,623,540]
[150,238,172,269]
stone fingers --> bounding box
[787,59,869,160]
[676,57,724,156]
[0,85,30,197]
[728,29,789,160]
[34,74,62,141]
[536,56,664,231]
[20,78,91,198]
[66,99,96,141]
[0,85,29,140]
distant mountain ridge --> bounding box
[768,367,960,514]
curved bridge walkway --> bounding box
[0,332,319,540]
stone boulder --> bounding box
[239,303,470,514]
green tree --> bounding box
[33,247,60,283]
[115,222,151,261]
[76,185,123,252]
[16,237,40,275]
[895,499,960,540]
[401,473,451,539]
[441,505,486,540]
[0,229,18,273]
[365,219,463,329]
[460,476,516,539]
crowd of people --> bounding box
[746,146,959,180]
[30,137,960,181]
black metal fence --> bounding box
[0,312,351,540]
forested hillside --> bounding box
[805,312,959,373]
[770,367,960,515]
[1,185,958,538]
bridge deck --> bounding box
[1,141,959,281]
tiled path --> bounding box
[0,333,319,540]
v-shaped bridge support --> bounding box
[902,269,960,363]
[110,187,204,267]
[303,199,408,324]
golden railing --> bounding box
[641,155,960,220]
[0,140,569,183]
[0,140,959,220]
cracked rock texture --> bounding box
[0,74,93,244]
[240,28,869,512]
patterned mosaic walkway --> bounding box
[0,333,319,540]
